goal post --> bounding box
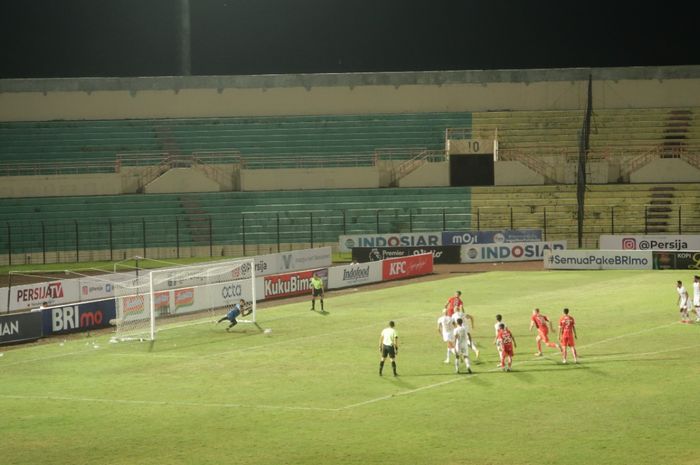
[112,258,256,341]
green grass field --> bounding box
[2,270,699,465]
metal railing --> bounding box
[2,203,699,265]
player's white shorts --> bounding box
[441,331,454,343]
[694,295,700,307]
[455,342,470,357]
[680,298,689,309]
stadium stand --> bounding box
[0,187,472,260]
[0,112,472,167]
[471,183,700,247]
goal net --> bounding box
[112,258,256,341]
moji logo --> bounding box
[621,238,637,250]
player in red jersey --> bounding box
[558,308,578,364]
[444,290,464,317]
[494,323,517,371]
[529,308,561,356]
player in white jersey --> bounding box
[452,309,479,359]
[437,309,456,363]
[677,280,690,323]
[693,276,700,322]
[494,314,507,366]
[452,318,472,374]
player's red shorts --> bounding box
[537,328,550,342]
[560,333,575,347]
[502,343,514,356]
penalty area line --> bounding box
[0,394,337,413]
[336,321,686,411]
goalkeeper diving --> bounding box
[217,299,253,331]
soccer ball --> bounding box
[264,328,273,337]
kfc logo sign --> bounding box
[382,253,433,281]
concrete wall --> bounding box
[0,173,123,198]
[494,161,544,185]
[240,167,380,191]
[2,66,699,122]
[398,162,450,187]
[631,158,700,183]
[145,168,221,194]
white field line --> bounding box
[0,350,91,368]
[0,322,691,413]
[335,321,685,411]
[0,394,336,412]
[5,343,695,414]
[106,313,432,359]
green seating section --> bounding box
[0,112,472,167]
[471,107,700,158]
[470,184,700,248]
[0,187,472,254]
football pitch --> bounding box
[2,269,699,465]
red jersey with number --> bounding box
[497,328,514,355]
[531,313,550,333]
[559,315,576,346]
[559,315,575,335]
[446,296,463,317]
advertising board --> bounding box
[543,250,653,270]
[352,246,460,264]
[43,299,117,335]
[327,262,382,289]
[652,251,700,270]
[0,311,43,345]
[599,235,700,251]
[460,241,567,263]
[338,233,441,253]
[263,268,328,300]
[381,253,434,281]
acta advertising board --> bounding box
[460,241,567,263]
[43,300,117,335]
[263,268,328,300]
[339,233,441,253]
[544,250,653,270]
[352,246,460,264]
[382,253,434,281]
[599,234,700,251]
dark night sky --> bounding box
[0,0,697,79]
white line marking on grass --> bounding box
[0,394,337,412]
[579,322,677,349]
[0,350,91,368]
[336,321,685,411]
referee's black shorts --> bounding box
[312,288,323,297]
[381,344,396,358]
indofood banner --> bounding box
[544,250,653,270]
[652,251,700,270]
[460,241,567,263]
[328,262,383,289]
[599,235,700,251]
